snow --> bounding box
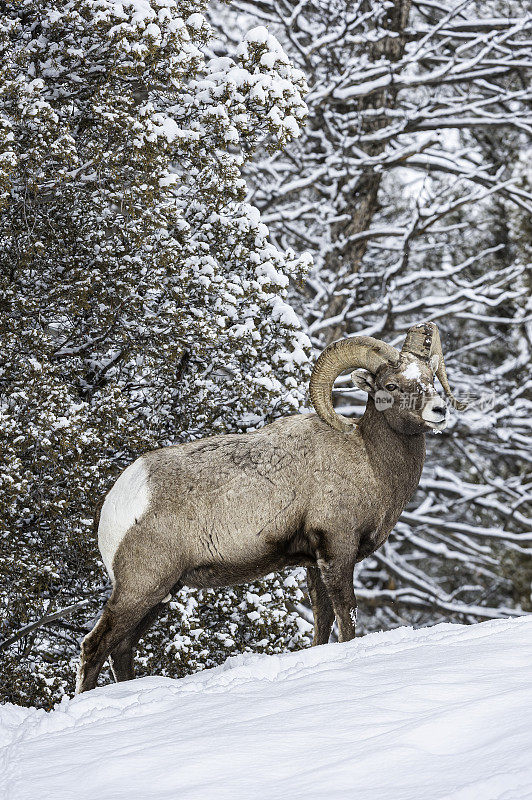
[152,114,182,144]
[244,26,271,45]
[402,361,422,380]
[125,0,156,26]
[2,617,532,799]
[186,13,205,30]
[270,296,300,327]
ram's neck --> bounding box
[358,398,426,507]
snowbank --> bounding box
[1,617,531,799]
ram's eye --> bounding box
[385,383,397,392]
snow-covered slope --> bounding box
[2,617,531,800]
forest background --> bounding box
[0,0,530,707]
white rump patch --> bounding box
[98,457,151,583]
[402,362,421,380]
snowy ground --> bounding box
[1,617,531,800]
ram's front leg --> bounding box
[307,566,335,646]
[317,556,357,642]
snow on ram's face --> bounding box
[401,361,422,380]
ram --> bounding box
[77,321,465,692]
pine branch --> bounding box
[0,590,109,652]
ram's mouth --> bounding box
[421,396,449,433]
[425,418,447,433]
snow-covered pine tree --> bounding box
[0,0,313,707]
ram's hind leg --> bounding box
[77,590,143,693]
[76,580,172,693]
[108,603,164,683]
[307,566,334,646]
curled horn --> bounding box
[401,322,467,411]
[310,336,400,432]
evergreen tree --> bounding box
[0,0,312,707]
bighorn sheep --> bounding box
[77,321,465,692]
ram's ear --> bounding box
[351,368,376,396]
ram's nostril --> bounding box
[433,405,446,416]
